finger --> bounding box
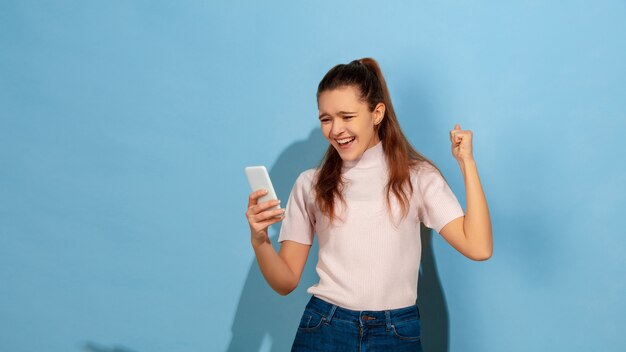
[455,130,472,144]
[253,207,286,223]
[248,189,269,207]
[450,124,462,142]
[251,199,282,214]
[450,130,462,143]
[254,216,286,231]
[451,129,472,143]
[255,216,285,232]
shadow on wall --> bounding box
[227,128,327,352]
[81,342,137,352]
[227,128,450,352]
[418,225,450,352]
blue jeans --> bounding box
[291,295,423,351]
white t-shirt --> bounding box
[277,141,465,310]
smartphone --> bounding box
[245,166,281,216]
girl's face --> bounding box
[318,85,385,162]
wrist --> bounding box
[458,157,476,176]
[251,235,271,250]
[459,157,475,166]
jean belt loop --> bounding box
[326,304,338,323]
[385,310,392,331]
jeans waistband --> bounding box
[305,295,421,329]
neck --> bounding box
[342,140,384,170]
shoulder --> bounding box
[408,161,450,197]
[294,167,319,188]
[290,168,319,208]
[298,167,318,181]
[409,161,442,182]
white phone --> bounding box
[245,166,281,215]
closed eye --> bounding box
[319,115,356,123]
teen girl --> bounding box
[246,58,493,351]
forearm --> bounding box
[459,158,493,259]
[251,236,297,295]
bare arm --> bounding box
[252,238,311,295]
[439,124,493,261]
[247,190,312,295]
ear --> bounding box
[373,102,386,125]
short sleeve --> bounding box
[277,170,316,245]
[417,166,465,233]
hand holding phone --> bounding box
[245,166,285,245]
[245,166,280,212]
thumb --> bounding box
[454,123,461,130]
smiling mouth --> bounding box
[336,137,355,145]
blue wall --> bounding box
[1,1,625,351]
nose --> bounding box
[330,119,346,138]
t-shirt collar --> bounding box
[342,140,384,170]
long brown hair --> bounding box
[314,57,446,224]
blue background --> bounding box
[1,1,625,351]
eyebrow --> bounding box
[318,111,358,119]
